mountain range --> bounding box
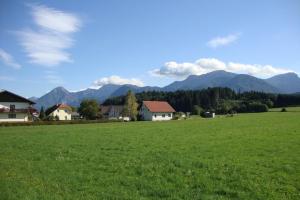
[31,70,300,109]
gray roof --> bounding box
[0,90,35,104]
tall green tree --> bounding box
[123,90,138,121]
[78,99,100,120]
[192,105,203,115]
[39,106,45,120]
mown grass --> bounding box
[270,106,300,112]
[0,111,300,199]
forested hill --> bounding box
[103,87,300,114]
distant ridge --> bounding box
[266,72,300,94]
[32,70,300,109]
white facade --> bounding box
[140,104,173,121]
[0,102,31,122]
[48,109,71,120]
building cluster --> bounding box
[0,90,177,122]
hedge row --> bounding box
[0,119,122,127]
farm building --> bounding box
[100,105,125,120]
[140,101,175,121]
[45,103,72,120]
[0,89,36,122]
[71,111,81,120]
[203,111,215,118]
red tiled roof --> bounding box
[57,104,72,110]
[143,101,175,113]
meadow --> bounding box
[0,110,300,199]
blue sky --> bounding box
[1,0,300,97]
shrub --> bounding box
[264,99,274,108]
[46,115,55,121]
[78,99,100,120]
[192,105,203,115]
[281,108,287,112]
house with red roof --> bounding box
[140,101,176,121]
[45,103,72,120]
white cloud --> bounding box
[17,4,81,67]
[227,62,291,77]
[150,58,226,78]
[0,48,21,69]
[150,58,293,79]
[31,5,81,33]
[93,75,144,88]
[207,33,241,48]
[195,58,226,70]
[150,62,204,78]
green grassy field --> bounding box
[1,111,300,199]
[270,106,300,112]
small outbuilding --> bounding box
[140,101,175,121]
[100,105,125,120]
[203,111,215,118]
[71,111,81,120]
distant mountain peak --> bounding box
[266,72,300,93]
[52,86,69,93]
[270,72,298,79]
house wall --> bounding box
[151,112,173,121]
[0,102,31,122]
[0,102,30,109]
[140,104,153,120]
[0,113,29,122]
[49,109,71,120]
[140,104,173,121]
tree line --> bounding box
[103,87,300,114]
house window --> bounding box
[10,105,15,111]
[57,110,60,112]
[8,113,16,118]
[162,114,165,117]
[154,114,157,118]
[168,113,171,117]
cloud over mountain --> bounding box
[93,76,144,88]
[150,58,293,79]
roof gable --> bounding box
[0,90,35,104]
[143,101,175,113]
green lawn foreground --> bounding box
[0,112,299,200]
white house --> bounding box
[0,90,36,122]
[140,101,175,121]
[45,103,72,120]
